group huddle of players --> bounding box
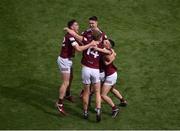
[56,16,127,122]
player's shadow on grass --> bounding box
[0,79,60,117]
[0,78,82,119]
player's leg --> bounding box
[82,84,90,119]
[101,85,114,107]
[81,66,91,119]
[102,72,119,118]
[56,56,72,115]
[88,83,94,108]
[101,85,119,118]
[111,86,127,106]
[93,82,101,122]
[93,82,101,109]
[79,89,84,98]
[65,67,75,102]
[91,69,101,122]
[59,73,70,99]
[65,68,73,96]
[57,72,70,115]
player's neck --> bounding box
[94,27,99,31]
[75,30,78,33]
[90,27,99,31]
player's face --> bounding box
[89,20,98,29]
[72,22,79,32]
[103,40,111,49]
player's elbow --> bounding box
[106,50,111,55]
[76,47,82,52]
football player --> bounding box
[96,39,127,118]
[100,39,127,107]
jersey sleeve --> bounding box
[82,36,89,44]
[102,32,108,41]
[69,37,78,46]
[81,31,89,44]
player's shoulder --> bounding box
[65,33,76,41]
[99,29,108,39]
[99,29,107,36]
[65,33,74,38]
[85,28,92,33]
[81,28,92,35]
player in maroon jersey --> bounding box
[56,20,97,115]
[83,39,127,111]
[97,39,127,118]
[100,39,127,107]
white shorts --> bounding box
[57,56,72,73]
[82,66,100,85]
[104,72,117,86]
[100,72,105,82]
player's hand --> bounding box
[112,49,116,56]
[92,45,98,50]
[63,27,69,31]
[91,40,98,47]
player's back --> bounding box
[81,29,104,69]
[104,49,117,76]
[104,62,117,76]
[81,42,103,69]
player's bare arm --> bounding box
[93,46,111,55]
[104,50,116,65]
[64,27,83,42]
[111,49,116,56]
[73,40,97,52]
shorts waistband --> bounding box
[59,56,73,60]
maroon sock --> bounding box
[58,99,63,104]
[112,106,116,110]
[120,97,125,102]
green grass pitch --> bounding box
[0,0,180,129]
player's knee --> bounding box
[83,91,88,98]
[101,94,106,99]
[63,81,70,87]
[94,89,100,95]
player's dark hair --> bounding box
[92,30,102,41]
[109,39,115,48]
[89,16,98,21]
[67,19,77,29]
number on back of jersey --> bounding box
[87,47,99,58]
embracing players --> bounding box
[63,16,127,121]
[64,16,111,122]
[98,39,127,118]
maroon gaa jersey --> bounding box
[81,28,108,44]
[80,28,108,69]
[81,42,104,69]
[60,33,77,58]
[103,49,117,76]
[104,62,117,76]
